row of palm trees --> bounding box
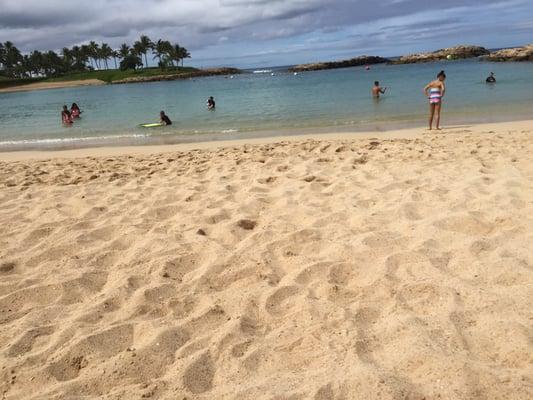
[0,35,191,79]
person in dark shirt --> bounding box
[207,96,216,110]
[486,72,496,83]
[160,111,172,125]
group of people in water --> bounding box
[61,103,81,124]
[62,71,499,132]
[157,96,216,126]
[373,70,497,130]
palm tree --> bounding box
[88,41,100,69]
[111,50,119,69]
[80,45,93,69]
[153,39,172,67]
[100,43,113,69]
[0,43,6,71]
[133,35,153,68]
[178,46,191,67]
[118,43,130,60]
[3,41,23,76]
[71,45,88,70]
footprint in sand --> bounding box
[183,351,215,394]
[434,215,493,235]
[265,286,300,316]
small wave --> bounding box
[0,133,149,147]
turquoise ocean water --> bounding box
[0,60,532,151]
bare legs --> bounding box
[428,103,442,130]
[428,104,435,130]
[434,103,441,130]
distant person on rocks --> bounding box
[372,81,387,98]
[160,111,172,125]
[61,105,73,124]
[486,72,496,83]
[71,103,81,118]
[424,70,446,130]
[207,96,216,110]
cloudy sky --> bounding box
[1,0,532,67]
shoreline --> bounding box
[0,119,531,162]
[0,79,105,94]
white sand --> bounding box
[0,79,104,94]
[0,121,532,399]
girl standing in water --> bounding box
[424,70,446,130]
[71,103,81,118]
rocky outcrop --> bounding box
[112,68,241,84]
[392,45,490,64]
[289,56,389,72]
[485,44,533,62]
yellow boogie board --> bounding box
[140,123,164,128]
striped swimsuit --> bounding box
[429,87,442,104]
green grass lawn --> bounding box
[0,67,199,88]
[47,67,199,83]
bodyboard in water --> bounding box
[140,123,164,128]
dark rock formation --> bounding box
[289,56,389,72]
[485,45,533,62]
[391,45,490,64]
[112,68,241,84]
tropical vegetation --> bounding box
[0,36,191,79]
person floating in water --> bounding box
[486,72,496,83]
[61,105,73,124]
[424,70,446,131]
[71,103,81,118]
[372,81,387,98]
[207,96,216,110]
[160,111,172,125]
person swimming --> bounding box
[160,111,172,125]
[486,72,496,83]
[71,103,81,118]
[207,96,216,110]
[423,70,446,130]
[61,105,73,124]
[372,81,387,98]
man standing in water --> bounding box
[486,72,496,83]
[372,81,387,98]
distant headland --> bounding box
[288,44,533,73]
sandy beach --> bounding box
[0,121,532,399]
[0,79,105,94]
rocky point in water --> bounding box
[391,45,490,64]
[112,68,242,84]
[288,56,389,72]
[485,44,533,62]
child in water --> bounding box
[61,105,73,124]
[71,103,81,118]
[207,96,216,110]
[424,70,446,130]
[160,111,172,125]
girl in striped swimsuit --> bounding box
[424,70,446,130]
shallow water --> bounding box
[1,59,532,150]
